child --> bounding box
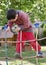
[6,9,43,58]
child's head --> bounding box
[7,9,18,22]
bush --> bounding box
[34,27,46,46]
[41,29,46,45]
[38,25,46,45]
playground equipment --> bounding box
[0,23,46,65]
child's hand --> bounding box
[6,26,10,32]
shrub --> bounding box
[38,24,46,45]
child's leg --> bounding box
[16,32,26,53]
[26,32,41,51]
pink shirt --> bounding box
[7,10,32,31]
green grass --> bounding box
[0,46,46,65]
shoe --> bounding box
[14,53,22,59]
[37,51,43,58]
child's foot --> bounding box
[37,51,43,58]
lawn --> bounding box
[0,46,46,65]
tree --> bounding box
[0,0,46,25]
